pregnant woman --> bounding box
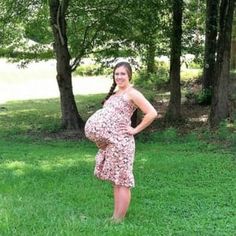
[85,61,157,222]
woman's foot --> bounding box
[110,216,124,224]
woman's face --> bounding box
[114,66,130,89]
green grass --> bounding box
[0,95,236,235]
[0,94,104,136]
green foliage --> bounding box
[0,0,206,73]
[185,88,212,105]
[24,4,52,44]
[134,67,169,90]
[181,69,202,82]
[134,65,202,92]
[0,0,52,62]
[182,0,206,63]
[188,61,202,69]
[73,64,112,76]
[0,0,169,70]
[195,88,212,105]
[125,0,170,63]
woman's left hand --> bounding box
[126,126,137,135]
[119,124,137,135]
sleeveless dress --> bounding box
[84,92,137,188]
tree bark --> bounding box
[165,0,183,121]
[202,0,219,90]
[49,0,84,131]
[146,41,156,74]
[229,11,236,119]
[210,0,235,127]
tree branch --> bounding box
[70,4,122,71]
[54,3,65,45]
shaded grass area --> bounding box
[0,94,104,137]
[0,95,236,235]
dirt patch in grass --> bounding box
[144,99,210,134]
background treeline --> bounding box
[0,0,235,134]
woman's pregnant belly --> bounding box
[85,109,115,144]
[84,107,130,144]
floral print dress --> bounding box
[85,92,137,188]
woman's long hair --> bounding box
[102,61,132,104]
[102,61,137,127]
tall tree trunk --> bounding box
[146,41,156,74]
[231,12,236,69]
[49,0,84,131]
[165,0,183,121]
[229,11,236,119]
[210,0,235,127]
[202,0,219,91]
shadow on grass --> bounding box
[0,94,106,138]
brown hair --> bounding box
[102,62,132,104]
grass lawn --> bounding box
[0,95,235,235]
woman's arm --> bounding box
[125,89,158,135]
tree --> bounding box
[93,0,170,74]
[202,0,219,91]
[0,0,125,132]
[0,0,52,62]
[49,0,84,130]
[210,0,235,127]
[48,0,127,130]
[229,10,236,118]
[182,0,206,63]
[131,0,169,74]
[165,0,183,121]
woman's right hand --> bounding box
[96,142,107,150]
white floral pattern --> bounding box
[85,93,137,187]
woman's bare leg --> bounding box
[112,185,131,221]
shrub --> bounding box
[133,67,169,90]
[74,64,112,76]
[195,88,212,105]
[185,88,212,106]
[188,61,202,69]
[181,69,202,82]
